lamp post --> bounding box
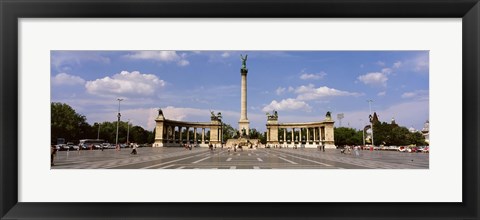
[126,119,130,146]
[115,98,123,150]
[97,122,101,140]
[367,99,374,147]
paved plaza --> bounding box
[52,147,429,169]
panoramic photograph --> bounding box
[50,50,429,169]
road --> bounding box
[52,147,429,169]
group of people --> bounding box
[227,144,243,153]
[208,143,216,151]
[340,146,360,156]
[184,143,193,150]
[317,145,325,152]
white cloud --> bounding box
[377,91,386,96]
[340,100,428,131]
[401,90,429,100]
[376,61,386,66]
[124,51,189,66]
[357,72,388,87]
[394,54,428,73]
[288,86,294,92]
[275,87,286,95]
[85,71,165,97]
[381,68,392,74]
[294,84,361,101]
[401,92,416,98]
[262,98,311,112]
[393,61,402,68]
[125,51,179,61]
[51,51,110,70]
[221,52,230,58]
[177,59,190,66]
[300,72,327,80]
[51,73,85,86]
[414,55,429,72]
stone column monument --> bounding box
[238,54,250,136]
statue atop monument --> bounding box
[326,111,332,120]
[210,110,222,121]
[267,110,278,120]
[240,54,248,70]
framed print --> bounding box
[1,0,479,219]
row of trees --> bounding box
[51,102,154,145]
[334,121,427,146]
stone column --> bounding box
[238,68,250,135]
[291,128,294,143]
[186,127,190,143]
[194,127,197,143]
[179,127,183,143]
[284,129,286,142]
[307,128,310,142]
[172,126,176,143]
[313,127,316,142]
[299,128,302,143]
[202,128,205,144]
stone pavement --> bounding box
[52,147,429,169]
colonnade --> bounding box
[270,126,326,144]
[163,125,209,144]
[153,109,222,147]
[265,114,335,148]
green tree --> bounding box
[407,131,426,146]
[334,127,363,146]
[51,102,91,144]
[222,123,237,141]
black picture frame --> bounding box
[1,0,479,219]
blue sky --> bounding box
[51,51,429,132]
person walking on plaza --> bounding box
[130,143,138,155]
[50,145,57,166]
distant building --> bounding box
[421,120,430,144]
[391,117,396,125]
[369,112,379,124]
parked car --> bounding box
[93,144,103,149]
[407,147,420,153]
[66,142,75,150]
[398,146,407,152]
[59,143,71,151]
[420,146,429,153]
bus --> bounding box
[78,139,104,150]
[56,138,65,145]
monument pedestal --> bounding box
[226,138,260,148]
[238,120,250,136]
